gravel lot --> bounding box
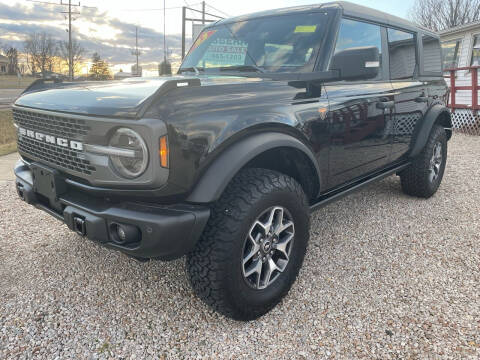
[1,134,479,359]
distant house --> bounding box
[0,55,8,74]
[114,71,133,80]
[440,22,480,134]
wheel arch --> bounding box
[410,105,452,158]
[186,132,322,204]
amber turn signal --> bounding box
[159,136,169,168]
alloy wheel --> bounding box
[429,141,443,183]
[242,206,295,290]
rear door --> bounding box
[387,28,429,161]
[325,18,395,189]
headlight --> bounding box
[109,128,148,179]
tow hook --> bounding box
[73,216,87,236]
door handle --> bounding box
[415,96,429,103]
[376,101,395,110]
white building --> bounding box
[440,22,480,134]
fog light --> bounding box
[117,226,127,242]
[110,223,141,245]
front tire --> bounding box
[186,168,310,321]
[400,125,448,198]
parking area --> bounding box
[0,89,22,110]
[0,134,479,359]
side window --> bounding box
[471,35,480,66]
[442,40,461,69]
[331,18,383,79]
[422,35,442,73]
[388,29,417,80]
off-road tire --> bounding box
[400,125,447,198]
[186,168,310,321]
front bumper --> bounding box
[14,160,210,260]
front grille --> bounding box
[13,109,96,175]
[13,108,90,138]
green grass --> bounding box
[0,110,17,156]
[0,75,35,89]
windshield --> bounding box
[180,11,332,74]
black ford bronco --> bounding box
[13,2,451,320]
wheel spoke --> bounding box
[243,242,260,265]
[264,207,279,233]
[276,232,293,256]
[275,220,294,236]
[263,258,281,286]
[435,143,442,160]
[253,220,268,235]
[244,258,262,278]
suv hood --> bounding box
[14,76,208,118]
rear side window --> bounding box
[388,29,417,80]
[422,35,442,73]
[331,18,383,79]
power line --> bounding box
[26,0,96,9]
[205,3,231,18]
[118,4,202,12]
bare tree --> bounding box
[3,46,19,75]
[24,32,58,78]
[24,36,38,75]
[410,0,480,32]
[58,39,85,79]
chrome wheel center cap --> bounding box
[262,239,272,253]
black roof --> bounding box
[214,1,437,38]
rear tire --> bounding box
[186,168,310,321]
[400,125,447,198]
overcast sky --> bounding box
[0,0,416,71]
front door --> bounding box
[325,18,394,189]
[386,28,429,161]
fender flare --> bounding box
[186,132,322,203]
[409,104,452,158]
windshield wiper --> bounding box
[178,66,204,75]
[219,65,265,73]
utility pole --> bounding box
[68,0,72,79]
[181,3,224,59]
[61,0,80,81]
[131,26,142,76]
[163,0,167,63]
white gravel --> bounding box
[1,134,479,359]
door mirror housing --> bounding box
[330,46,380,80]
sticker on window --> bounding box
[189,30,217,54]
[294,25,317,33]
[365,61,380,68]
[203,38,248,67]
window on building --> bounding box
[422,35,442,73]
[330,18,383,79]
[388,28,417,80]
[0,65,5,73]
[442,40,461,70]
[471,35,480,66]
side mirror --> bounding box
[330,46,380,80]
